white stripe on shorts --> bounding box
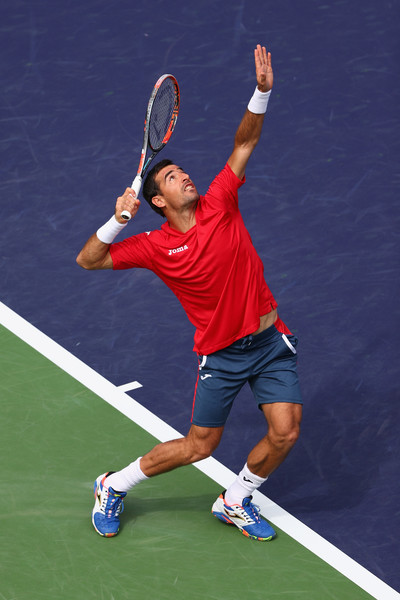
[199,355,208,369]
[282,334,297,354]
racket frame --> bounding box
[121,74,180,221]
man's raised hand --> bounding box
[255,45,273,93]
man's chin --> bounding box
[184,191,199,204]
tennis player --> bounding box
[77,45,302,541]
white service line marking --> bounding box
[0,301,398,600]
[118,381,143,392]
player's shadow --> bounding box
[120,492,215,531]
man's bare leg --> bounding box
[140,424,225,477]
[224,402,302,505]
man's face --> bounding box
[153,164,199,213]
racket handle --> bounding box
[121,175,143,221]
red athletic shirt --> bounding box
[110,164,289,355]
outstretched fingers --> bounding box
[254,44,272,92]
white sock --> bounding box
[105,457,148,493]
[224,463,268,506]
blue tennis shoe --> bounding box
[92,472,126,537]
[211,491,276,541]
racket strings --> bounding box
[149,79,177,151]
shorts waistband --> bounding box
[231,323,278,350]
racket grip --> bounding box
[121,175,143,221]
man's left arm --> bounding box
[227,45,273,181]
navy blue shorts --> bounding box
[191,324,302,428]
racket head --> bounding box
[146,74,180,153]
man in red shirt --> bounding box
[77,45,302,541]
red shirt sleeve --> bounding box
[201,163,245,211]
[109,231,154,270]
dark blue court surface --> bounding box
[1,0,399,592]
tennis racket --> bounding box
[121,74,180,221]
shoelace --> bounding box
[239,498,263,524]
[247,502,262,523]
[101,490,124,518]
[227,499,261,524]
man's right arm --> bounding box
[76,233,114,270]
[76,187,140,270]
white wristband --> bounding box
[247,87,271,114]
[96,215,127,244]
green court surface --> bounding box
[0,325,374,600]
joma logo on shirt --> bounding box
[168,245,189,256]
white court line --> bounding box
[118,381,143,392]
[0,301,398,600]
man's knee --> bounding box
[262,402,302,449]
[185,425,223,463]
[284,421,301,447]
[269,420,300,450]
[188,443,213,462]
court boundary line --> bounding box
[1,301,398,600]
